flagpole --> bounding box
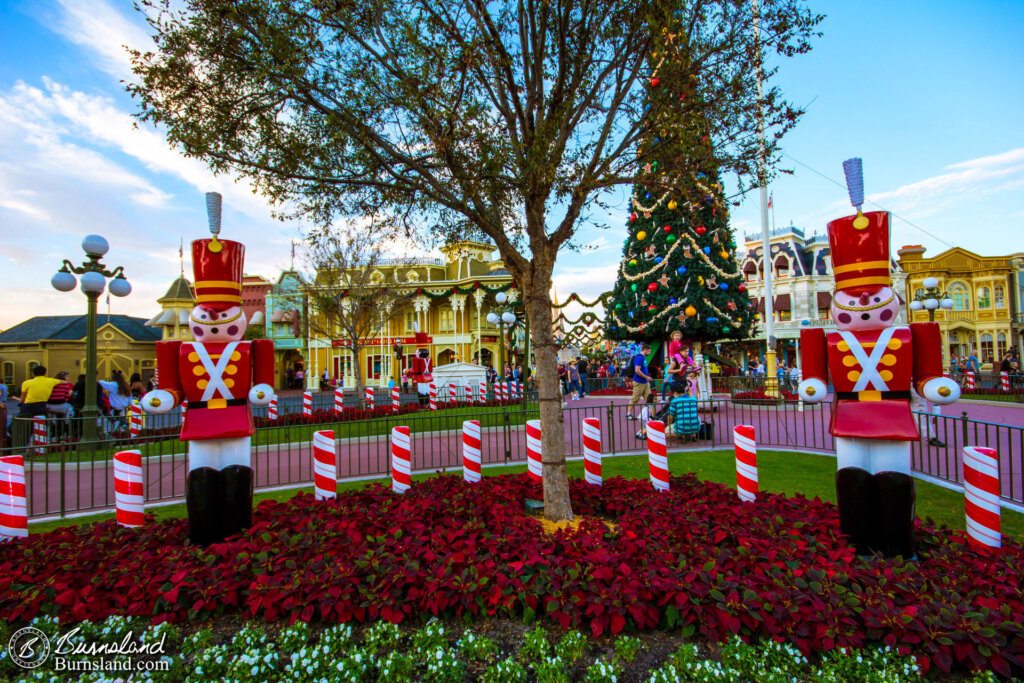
[771,195,776,232]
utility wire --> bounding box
[783,154,955,249]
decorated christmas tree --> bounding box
[604,20,754,345]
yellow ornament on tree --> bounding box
[668,200,678,210]
[636,231,647,241]
[685,305,697,316]
[697,276,704,285]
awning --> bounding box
[755,298,766,313]
[773,294,791,311]
[269,309,295,323]
[249,311,265,325]
[816,292,832,309]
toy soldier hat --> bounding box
[827,158,892,294]
[192,238,245,310]
[414,332,430,348]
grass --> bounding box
[29,448,1023,541]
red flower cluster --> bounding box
[588,387,632,396]
[732,390,800,403]
[0,475,1020,676]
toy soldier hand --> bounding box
[798,378,827,403]
[141,390,175,414]
[920,377,960,405]
[249,383,275,406]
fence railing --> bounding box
[6,395,1021,520]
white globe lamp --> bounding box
[909,300,923,311]
[108,276,132,297]
[79,271,106,294]
[924,298,939,311]
[82,235,110,257]
[51,271,77,292]
[495,292,508,305]
[501,311,516,325]
[940,298,954,309]
[922,276,939,290]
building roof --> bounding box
[0,315,161,344]
[159,277,195,302]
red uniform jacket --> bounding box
[799,322,945,441]
[155,339,274,441]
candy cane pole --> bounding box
[966,371,976,391]
[499,381,507,403]
[113,450,145,527]
[479,380,487,404]
[466,382,474,404]
[392,386,400,412]
[429,383,438,411]
[313,430,337,500]
[462,420,481,483]
[510,381,518,402]
[334,388,345,414]
[180,399,187,426]
[0,456,27,541]
[647,420,669,492]
[129,402,143,439]
[448,384,457,404]
[268,397,278,421]
[963,446,1001,549]
[1001,371,1010,393]
[733,425,758,503]
[302,391,312,417]
[525,419,543,483]
[32,416,46,455]
[365,387,374,411]
[391,426,412,494]
[582,417,602,486]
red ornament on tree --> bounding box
[662,225,671,233]
[630,212,637,222]
[647,282,658,292]
[651,77,660,87]
[738,283,747,293]
[695,225,707,235]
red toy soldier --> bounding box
[142,193,275,545]
[408,331,433,398]
[799,159,959,558]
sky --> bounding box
[1,0,1022,330]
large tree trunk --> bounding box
[522,265,574,522]
[351,341,365,407]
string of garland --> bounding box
[619,229,743,283]
[554,311,604,326]
[551,292,612,309]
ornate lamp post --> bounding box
[908,277,954,323]
[486,292,518,382]
[51,235,132,441]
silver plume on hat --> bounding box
[205,192,222,236]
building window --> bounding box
[949,283,969,311]
[818,307,830,320]
[994,285,1005,308]
[778,310,791,322]
[774,256,790,278]
[743,261,758,282]
[997,333,1008,359]
[405,311,418,332]
[1,361,12,385]
[439,309,455,333]
[978,287,991,309]
[980,334,994,363]
[914,288,924,299]
[27,361,40,376]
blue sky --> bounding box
[1,0,1022,329]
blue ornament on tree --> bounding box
[629,311,635,318]
[669,298,677,305]
[676,266,687,275]
[654,257,663,264]
[707,316,718,323]
[645,193,651,199]
[719,283,728,291]
[703,246,711,255]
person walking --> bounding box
[13,366,59,451]
[577,356,589,398]
[626,343,652,421]
[567,360,581,400]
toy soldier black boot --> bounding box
[874,472,916,559]
[221,465,255,540]
[186,467,223,546]
[835,468,876,556]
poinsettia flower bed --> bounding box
[731,389,799,403]
[1,475,1021,677]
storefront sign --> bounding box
[800,319,835,328]
[331,335,431,348]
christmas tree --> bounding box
[604,26,754,344]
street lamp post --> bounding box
[51,235,132,441]
[908,276,954,323]
[486,292,518,388]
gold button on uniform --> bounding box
[887,338,902,350]
[880,370,894,382]
[881,354,897,366]
[230,351,242,361]
[197,379,209,390]
[847,370,861,382]
[837,340,850,352]
[224,379,235,389]
[192,366,205,376]
[226,365,238,375]
[188,352,200,362]
[843,355,857,367]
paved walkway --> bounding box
[17,392,1024,519]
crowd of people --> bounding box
[5,366,156,447]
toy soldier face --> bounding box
[830,286,900,331]
[189,304,248,342]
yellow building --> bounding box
[897,245,1015,367]
[145,276,196,341]
[0,315,160,387]
[306,241,519,387]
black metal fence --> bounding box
[5,395,1021,520]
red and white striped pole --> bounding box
[1001,371,1010,392]
[153,365,159,388]
[429,383,438,411]
[268,397,278,421]
[392,386,400,412]
[448,384,457,404]
[966,371,976,391]
[463,420,481,483]
[113,450,145,527]
[499,381,507,403]
[466,382,474,404]
[525,419,543,483]
[129,402,143,439]
[302,391,312,417]
[32,416,46,455]
[0,455,27,541]
[733,425,758,503]
[478,380,486,404]
[334,388,345,414]
[582,417,602,486]
[365,387,374,411]
[942,369,950,379]
[313,430,336,500]
[180,400,187,426]
[391,426,412,494]
[647,420,669,492]
[963,446,1001,549]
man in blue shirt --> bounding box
[666,381,701,437]
[626,343,651,421]
[967,348,980,373]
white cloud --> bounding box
[50,0,153,81]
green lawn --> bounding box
[29,448,1023,541]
